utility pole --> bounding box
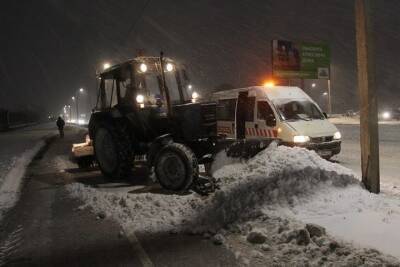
[76,95,79,121]
[355,0,380,193]
[327,72,332,115]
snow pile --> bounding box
[280,183,400,259]
[0,140,47,219]
[67,144,358,234]
[66,144,400,263]
[222,213,399,266]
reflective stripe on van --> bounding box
[246,128,277,138]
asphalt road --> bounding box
[334,123,400,188]
[0,126,237,267]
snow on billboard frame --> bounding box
[272,40,330,79]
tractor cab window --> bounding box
[135,63,182,106]
[104,79,118,107]
[120,80,128,99]
[136,73,162,106]
[164,71,181,104]
[119,68,132,99]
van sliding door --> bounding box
[236,92,255,139]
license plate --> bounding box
[199,164,206,173]
[317,150,332,157]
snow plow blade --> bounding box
[71,135,95,168]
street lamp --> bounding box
[311,83,316,88]
[323,92,328,96]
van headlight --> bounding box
[293,135,310,143]
[333,131,342,140]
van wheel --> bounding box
[155,143,199,191]
[93,123,134,180]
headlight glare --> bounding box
[293,135,310,143]
[333,131,342,140]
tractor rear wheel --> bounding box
[93,123,134,180]
[155,143,199,191]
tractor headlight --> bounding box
[139,63,147,73]
[333,131,342,140]
[136,94,144,104]
[293,135,310,143]
[165,63,174,72]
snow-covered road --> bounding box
[0,123,57,219]
[333,123,400,189]
[0,123,57,184]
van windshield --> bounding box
[274,99,325,121]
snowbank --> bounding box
[0,140,48,219]
[67,144,357,233]
[280,183,400,259]
[67,144,400,264]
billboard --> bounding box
[272,40,330,79]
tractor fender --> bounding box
[88,109,125,139]
[146,134,173,168]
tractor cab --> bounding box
[97,56,192,114]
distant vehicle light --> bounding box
[136,94,145,104]
[293,135,310,143]
[333,131,342,140]
[188,84,193,90]
[139,63,147,73]
[192,91,199,99]
[166,63,174,72]
[382,111,391,120]
[191,91,199,103]
[78,119,85,125]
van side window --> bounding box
[257,101,274,120]
[217,99,236,121]
[245,97,255,121]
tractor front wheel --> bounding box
[155,143,199,191]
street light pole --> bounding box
[76,95,79,121]
[72,96,78,121]
[327,79,332,115]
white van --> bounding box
[212,86,341,158]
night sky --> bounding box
[0,0,399,115]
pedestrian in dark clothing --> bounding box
[56,117,65,138]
